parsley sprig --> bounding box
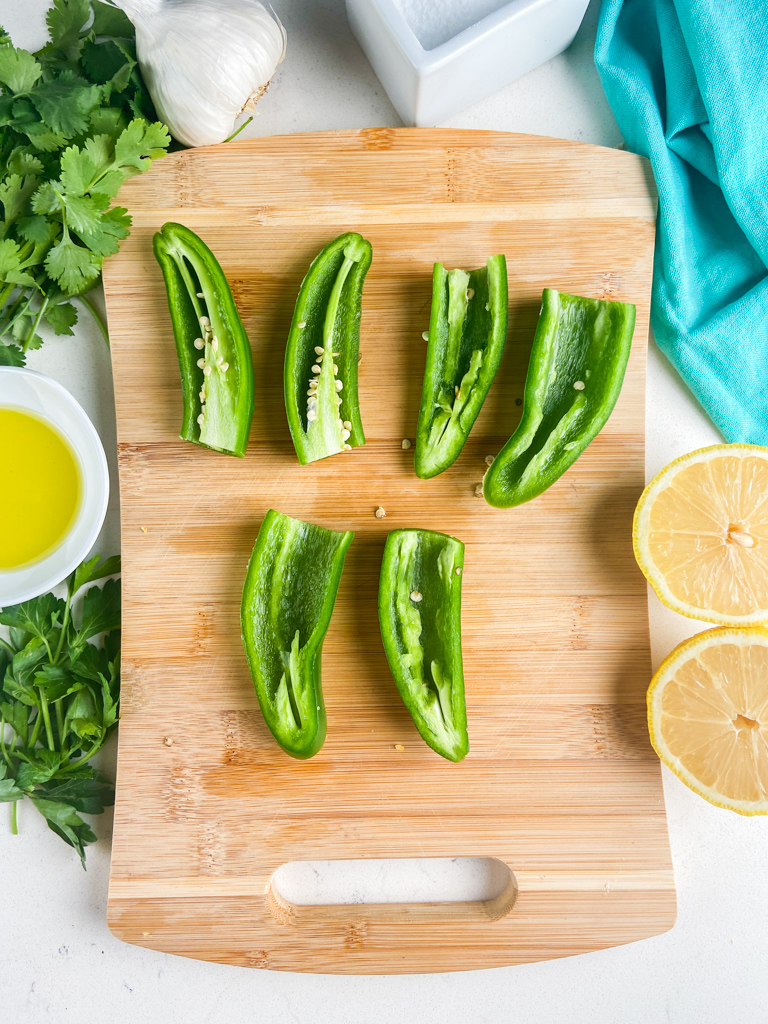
[0,0,170,363]
[0,555,121,867]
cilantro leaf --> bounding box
[0,173,39,227]
[115,118,170,171]
[29,796,97,868]
[46,0,91,62]
[0,44,42,94]
[92,1,135,38]
[73,553,121,592]
[76,578,120,642]
[74,203,129,256]
[81,38,135,90]
[43,299,78,335]
[62,191,109,234]
[6,148,44,175]
[0,342,24,366]
[0,238,37,287]
[30,73,102,138]
[45,233,101,292]
[17,214,59,244]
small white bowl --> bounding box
[346,0,591,126]
[0,367,109,606]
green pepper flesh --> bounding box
[378,529,468,762]
[483,288,636,508]
[241,510,353,759]
[153,222,255,457]
[284,232,372,465]
[415,255,508,478]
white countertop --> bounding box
[3,1,767,1020]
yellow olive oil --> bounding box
[0,408,81,570]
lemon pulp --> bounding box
[0,408,81,570]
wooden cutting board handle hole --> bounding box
[266,858,518,927]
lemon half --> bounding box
[634,444,768,624]
[648,627,768,814]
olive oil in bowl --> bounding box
[0,408,81,570]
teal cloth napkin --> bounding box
[594,0,768,443]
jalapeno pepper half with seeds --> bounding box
[414,255,508,478]
[153,222,254,457]
[483,288,635,508]
[378,529,468,762]
[284,232,372,465]
[241,510,353,759]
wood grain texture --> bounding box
[104,128,674,973]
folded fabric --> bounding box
[594,0,768,443]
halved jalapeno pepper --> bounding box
[483,288,635,508]
[241,510,353,759]
[284,232,372,465]
[415,255,508,478]
[153,222,255,457]
[378,528,468,763]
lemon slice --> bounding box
[648,627,768,814]
[634,444,768,624]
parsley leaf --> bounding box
[0,552,121,866]
[0,342,24,365]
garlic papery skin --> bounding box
[113,0,286,148]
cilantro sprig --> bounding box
[0,0,170,362]
[0,554,121,867]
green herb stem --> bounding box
[22,294,49,353]
[38,691,55,752]
[53,575,76,665]
[10,801,17,835]
[79,293,110,348]
[223,116,253,143]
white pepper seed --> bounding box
[212,337,219,352]
[573,380,585,390]
[341,428,350,441]
[164,735,174,745]
[455,566,462,575]
[402,439,411,449]
[196,358,205,368]
[375,507,386,519]
[335,380,343,391]
[193,337,205,350]
[196,292,204,298]
[307,409,317,421]
[485,455,494,466]
[311,364,321,374]
[199,316,210,328]
[410,591,422,602]
[342,420,352,430]
[422,331,429,341]
[220,362,229,372]
[335,395,343,406]
[197,413,204,425]
[343,443,352,450]
[466,288,475,299]
[203,365,212,376]
[474,483,483,497]
[199,389,206,401]
[298,321,306,329]
[314,345,324,354]
[333,364,338,374]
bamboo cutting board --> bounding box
[104,128,675,974]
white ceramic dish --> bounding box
[0,367,109,606]
[346,0,591,126]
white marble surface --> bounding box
[3,1,768,1020]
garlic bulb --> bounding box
[113,0,286,148]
